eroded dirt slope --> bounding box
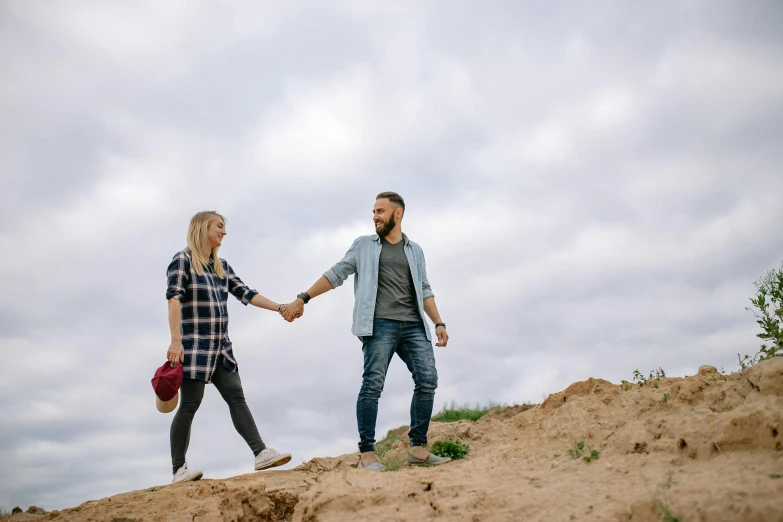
[10,359,783,522]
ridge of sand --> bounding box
[10,358,783,522]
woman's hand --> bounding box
[167,340,185,364]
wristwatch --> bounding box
[435,322,446,329]
[297,292,311,304]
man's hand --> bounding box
[167,340,185,364]
[280,299,304,322]
[435,326,449,347]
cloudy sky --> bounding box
[2,0,782,511]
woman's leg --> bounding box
[211,359,266,456]
[170,378,206,473]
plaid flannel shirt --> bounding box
[166,249,258,382]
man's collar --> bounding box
[373,232,410,245]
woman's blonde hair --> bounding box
[186,211,226,278]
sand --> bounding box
[9,358,783,521]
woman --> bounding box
[165,211,291,483]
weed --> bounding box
[566,440,600,463]
[770,473,781,479]
[654,474,681,522]
[742,262,783,369]
[662,394,670,403]
[654,499,681,522]
[553,453,560,458]
[633,368,666,388]
[621,380,631,391]
[148,487,158,493]
[431,438,470,460]
[380,451,407,472]
[431,401,506,423]
[375,426,408,456]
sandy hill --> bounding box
[8,358,783,522]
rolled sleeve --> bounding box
[419,248,435,300]
[225,262,258,305]
[324,239,359,289]
[166,252,190,301]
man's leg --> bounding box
[211,358,266,457]
[356,319,399,461]
[170,378,206,473]
[396,322,438,449]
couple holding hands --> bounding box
[163,192,450,483]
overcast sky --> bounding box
[1,0,782,511]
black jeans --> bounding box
[170,357,265,473]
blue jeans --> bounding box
[357,319,438,453]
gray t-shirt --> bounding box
[374,237,421,322]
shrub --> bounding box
[431,438,470,460]
[742,262,783,369]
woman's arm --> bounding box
[167,298,184,364]
[248,293,282,312]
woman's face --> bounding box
[207,218,226,249]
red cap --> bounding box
[151,361,183,402]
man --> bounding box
[281,192,450,471]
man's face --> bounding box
[373,198,399,237]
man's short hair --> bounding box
[376,191,405,212]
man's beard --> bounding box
[376,213,397,237]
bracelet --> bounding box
[297,292,311,304]
[435,322,446,329]
[277,304,283,313]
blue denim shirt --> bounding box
[324,233,435,341]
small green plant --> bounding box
[741,262,783,369]
[654,500,681,522]
[654,474,681,522]
[633,368,666,388]
[770,473,781,479]
[431,438,470,460]
[566,440,600,463]
[662,394,670,403]
[621,380,631,391]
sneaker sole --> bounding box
[255,453,292,471]
[407,457,452,466]
[173,470,203,483]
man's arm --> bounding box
[423,297,448,347]
[280,239,360,321]
[280,276,333,320]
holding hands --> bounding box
[279,299,304,322]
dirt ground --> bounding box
[9,358,783,522]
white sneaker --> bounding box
[172,465,203,483]
[254,447,292,471]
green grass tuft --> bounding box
[379,451,407,472]
[375,426,408,456]
[431,438,470,460]
[431,400,506,422]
